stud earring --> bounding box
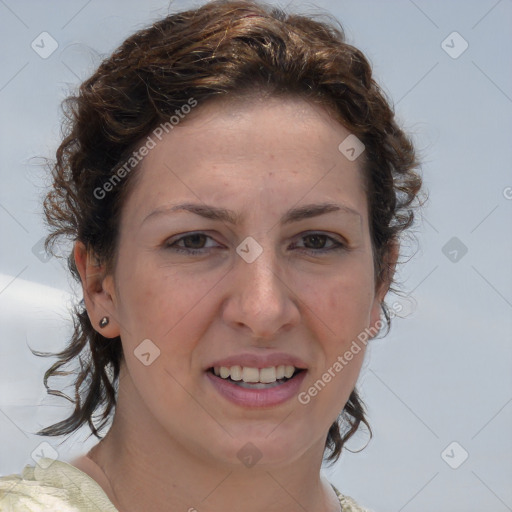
[99,316,109,328]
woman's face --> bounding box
[100,96,385,467]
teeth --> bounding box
[284,365,295,378]
[242,367,260,383]
[213,365,298,384]
[259,367,276,383]
[230,365,242,381]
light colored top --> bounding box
[0,458,373,511]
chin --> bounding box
[203,425,315,469]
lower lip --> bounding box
[205,370,307,408]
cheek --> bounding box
[303,260,375,337]
[299,270,372,419]
[115,255,222,358]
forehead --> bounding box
[121,96,367,224]
[173,94,351,158]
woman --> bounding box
[0,0,421,510]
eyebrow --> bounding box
[142,201,361,226]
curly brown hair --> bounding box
[35,0,422,465]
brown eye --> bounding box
[181,233,207,249]
[303,234,329,249]
[292,232,345,254]
[165,232,220,255]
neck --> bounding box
[85,368,341,512]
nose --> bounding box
[221,243,300,340]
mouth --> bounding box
[204,355,309,407]
[207,365,306,390]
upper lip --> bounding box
[206,352,308,371]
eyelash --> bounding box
[165,232,346,256]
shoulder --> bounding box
[332,484,375,512]
[0,458,118,511]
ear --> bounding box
[74,241,120,339]
[369,239,399,333]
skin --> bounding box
[72,95,396,512]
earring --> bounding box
[99,316,109,328]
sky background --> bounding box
[0,1,511,511]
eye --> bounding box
[165,232,220,255]
[164,231,346,256]
[292,232,346,254]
